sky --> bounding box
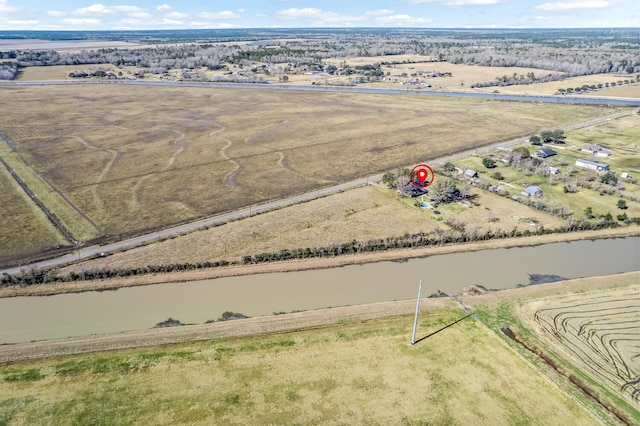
[0,0,638,31]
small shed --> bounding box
[521,185,542,197]
[464,169,478,178]
[548,166,560,175]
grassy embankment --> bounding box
[0,84,625,266]
[0,301,603,425]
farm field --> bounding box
[0,85,621,264]
[523,285,640,408]
[57,184,566,272]
[0,160,66,262]
[463,271,640,425]
[0,306,600,425]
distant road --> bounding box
[0,91,636,276]
[2,79,640,106]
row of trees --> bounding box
[557,77,639,94]
[1,260,229,286]
[530,129,566,145]
[2,29,639,80]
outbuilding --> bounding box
[521,185,542,197]
[575,159,609,171]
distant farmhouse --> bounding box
[521,185,542,197]
[536,147,557,158]
[580,143,611,157]
[575,159,609,171]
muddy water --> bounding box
[0,237,638,343]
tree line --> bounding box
[1,29,638,80]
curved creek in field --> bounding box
[0,237,638,343]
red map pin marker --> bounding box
[410,164,435,188]
[417,169,427,185]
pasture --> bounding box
[0,307,599,425]
[0,85,619,260]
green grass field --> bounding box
[0,85,625,248]
[0,308,600,425]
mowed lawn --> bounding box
[0,309,599,425]
[0,85,623,243]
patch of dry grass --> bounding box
[0,308,599,425]
[0,160,66,263]
[0,85,619,244]
[56,183,567,273]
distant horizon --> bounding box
[0,1,638,31]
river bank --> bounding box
[0,270,636,363]
[1,226,637,298]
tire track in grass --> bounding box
[131,129,186,207]
[211,125,240,187]
[247,120,333,185]
[73,135,120,214]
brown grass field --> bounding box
[0,84,622,263]
[0,302,601,425]
[0,160,66,262]
[57,184,567,272]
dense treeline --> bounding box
[1,260,229,286]
[1,29,638,80]
[3,217,637,287]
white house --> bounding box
[580,143,611,157]
[575,159,609,171]
[521,185,542,197]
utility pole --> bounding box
[411,279,423,345]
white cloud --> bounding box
[164,11,189,19]
[411,0,501,4]
[198,11,241,20]
[74,4,146,15]
[119,18,141,24]
[161,18,182,25]
[156,4,172,12]
[73,4,112,15]
[275,7,433,26]
[0,0,17,13]
[535,1,612,10]
[277,8,324,20]
[60,18,103,26]
[46,11,66,16]
[375,14,431,25]
[445,0,501,5]
[7,19,39,25]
